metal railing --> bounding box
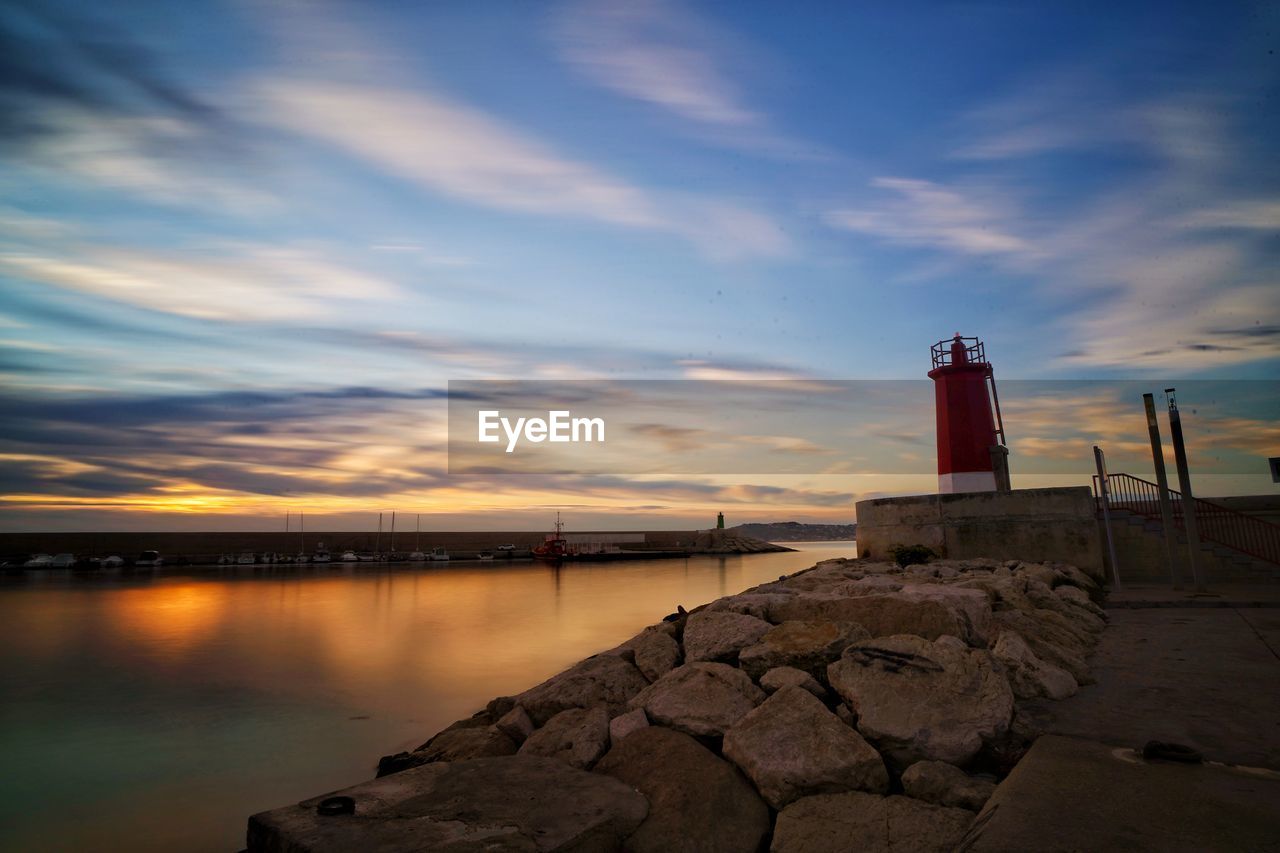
[1093,472,1280,567]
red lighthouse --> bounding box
[927,334,1008,493]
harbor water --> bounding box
[0,542,855,852]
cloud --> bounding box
[823,81,1279,370]
[553,0,759,129]
[252,78,788,259]
[0,3,272,212]
[824,178,1031,257]
[0,243,403,322]
[551,0,825,160]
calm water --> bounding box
[0,542,854,852]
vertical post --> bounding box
[989,445,1011,491]
[391,511,396,552]
[1143,394,1181,589]
[1094,446,1123,591]
[377,512,382,555]
[1165,389,1205,592]
[300,510,305,554]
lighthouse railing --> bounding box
[1092,472,1280,568]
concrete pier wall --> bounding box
[855,487,1105,581]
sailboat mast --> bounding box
[416,513,421,550]
[391,511,396,552]
[377,512,382,554]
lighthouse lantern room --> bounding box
[927,334,1008,494]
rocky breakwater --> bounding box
[247,556,1106,853]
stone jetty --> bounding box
[247,555,1105,852]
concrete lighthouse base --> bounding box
[855,486,1105,582]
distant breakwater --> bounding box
[248,554,1105,852]
[0,528,790,566]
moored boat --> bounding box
[531,513,568,562]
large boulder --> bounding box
[1054,584,1105,618]
[738,620,870,681]
[827,635,1013,767]
[901,760,996,811]
[248,756,647,852]
[609,708,649,743]
[515,653,650,725]
[495,704,535,745]
[377,725,516,776]
[992,630,1078,700]
[683,611,773,663]
[991,610,1092,684]
[704,592,795,621]
[770,791,972,853]
[596,726,770,853]
[629,662,765,737]
[628,627,683,682]
[723,686,889,809]
[518,706,610,769]
[759,666,828,699]
[772,588,991,647]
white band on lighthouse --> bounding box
[938,471,998,494]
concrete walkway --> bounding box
[1020,584,1280,769]
[967,582,1280,850]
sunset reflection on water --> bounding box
[0,544,853,852]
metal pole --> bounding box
[377,512,382,555]
[1094,445,1123,591]
[1165,388,1205,592]
[1143,393,1182,589]
[391,511,396,552]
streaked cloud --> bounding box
[1,243,402,322]
[253,79,788,260]
[825,178,1031,257]
[553,0,759,129]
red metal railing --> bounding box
[1093,472,1280,567]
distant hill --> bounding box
[730,521,857,542]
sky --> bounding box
[0,0,1277,531]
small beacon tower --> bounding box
[927,334,1009,494]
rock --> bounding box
[830,576,902,595]
[629,627,682,682]
[629,662,765,737]
[705,592,795,621]
[827,634,1013,767]
[738,619,870,681]
[770,791,972,853]
[495,704,535,745]
[1054,583,1106,619]
[1051,561,1102,595]
[759,666,828,699]
[991,610,1092,684]
[723,686,889,809]
[377,724,517,775]
[596,726,770,853]
[610,707,649,743]
[683,611,773,663]
[896,585,994,646]
[992,630,1078,700]
[780,563,861,591]
[518,706,610,769]
[901,760,996,811]
[1014,562,1060,588]
[515,653,650,725]
[772,588,991,647]
[248,756,647,852]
